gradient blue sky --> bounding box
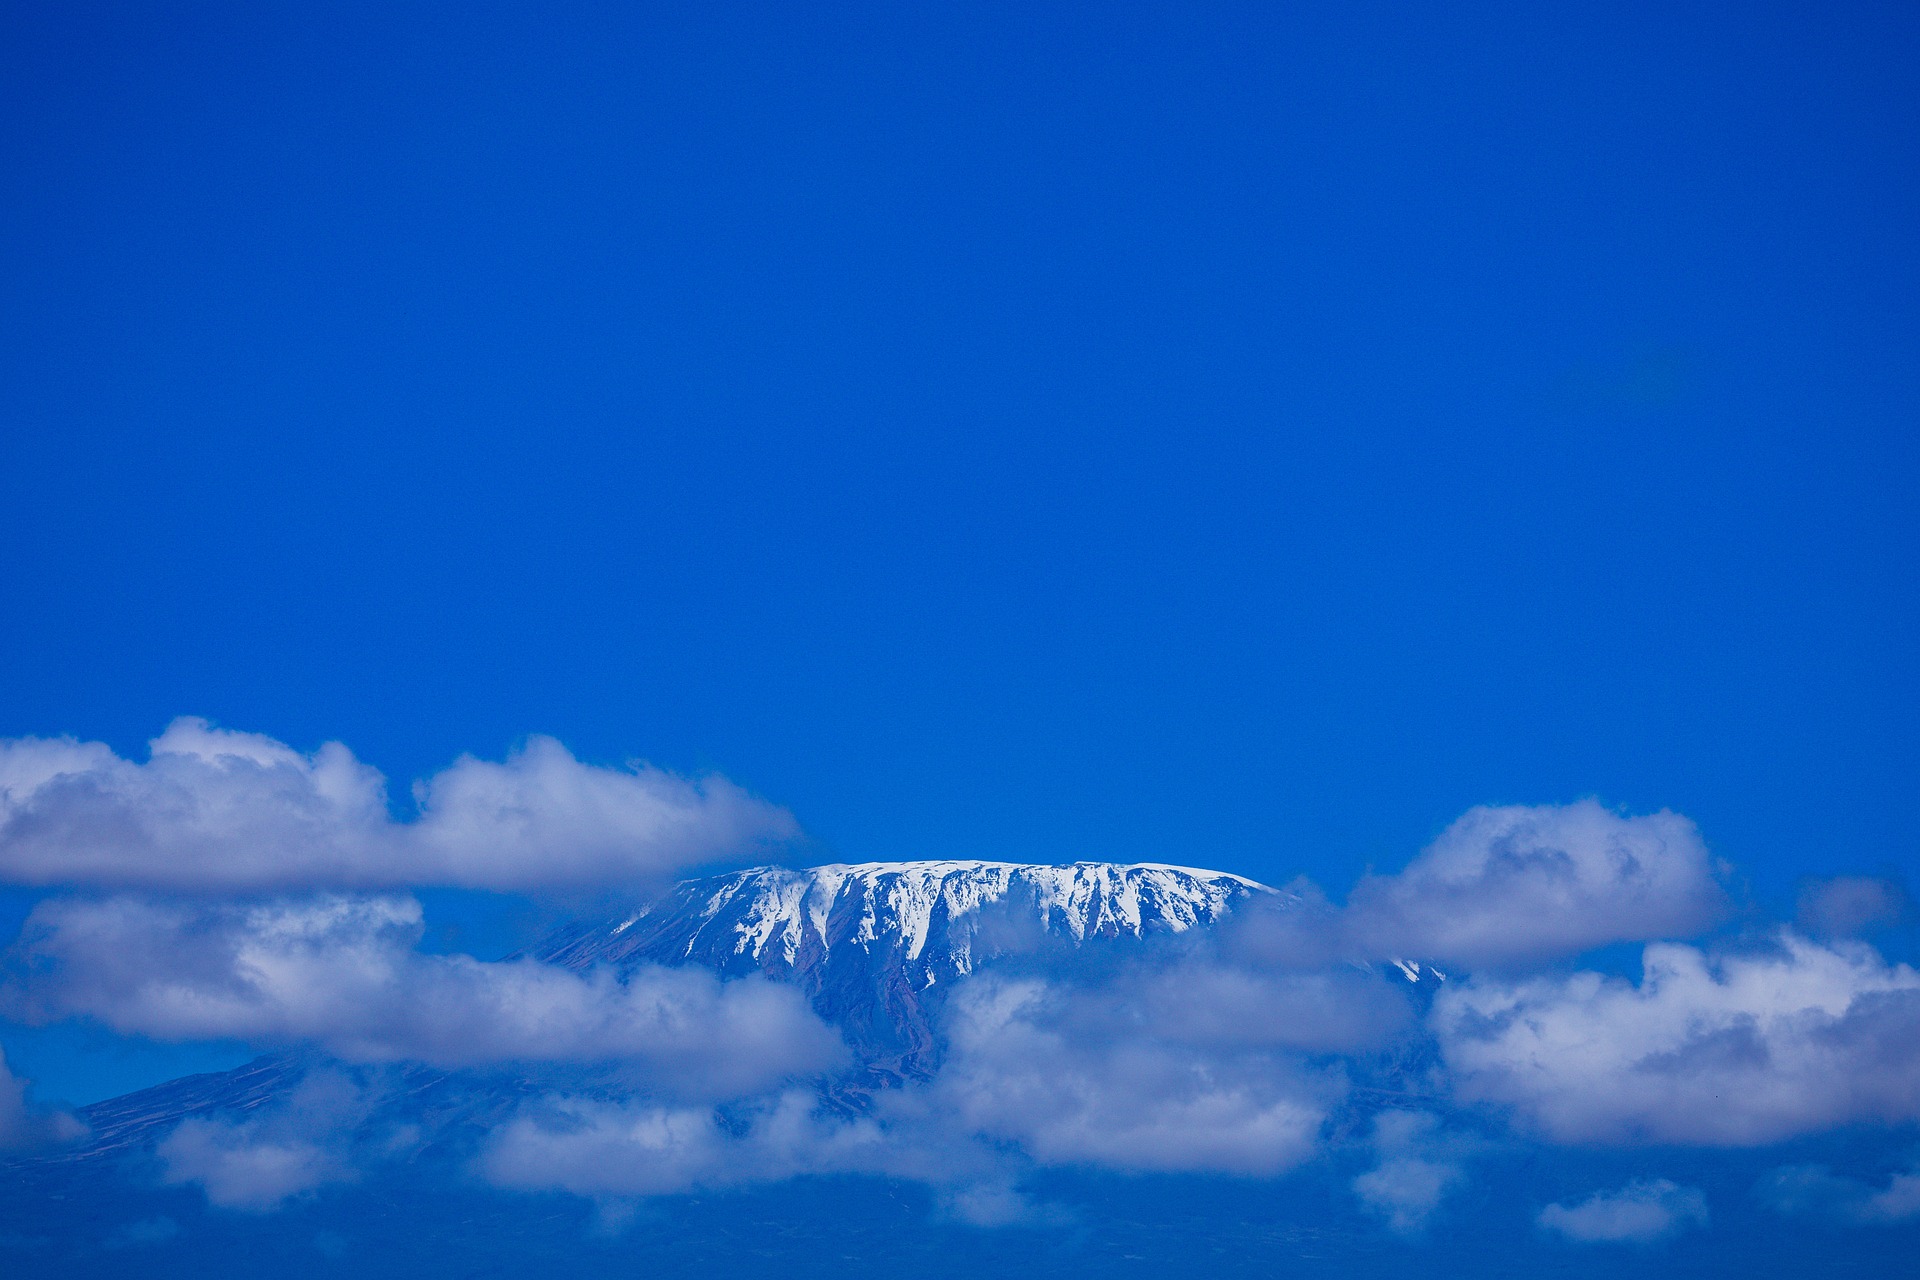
[3,1,1915,930]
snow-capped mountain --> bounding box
[542,860,1272,977]
[535,860,1280,1081]
[30,861,1284,1158]
[20,860,1450,1171]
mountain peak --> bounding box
[535,860,1280,1081]
[547,859,1275,973]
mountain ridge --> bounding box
[17,859,1380,1166]
[534,859,1282,1084]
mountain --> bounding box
[18,861,1282,1165]
[534,860,1279,1082]
[0,861,1498,1280]
[544,860,1273,974]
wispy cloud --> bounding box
[1796,875,1913,940]
[157,1071,380,1211]
[1350,1110,1474,1234]
[481,1090,893,1196]
[0,1048,83,1154]
[1761,1162,1920,1225]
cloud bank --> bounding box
[0,719,797,893]
[472,965,1355,1219]
[911,975,1339,1176]
[2,737,1914,1245]
[11,895,844,1095]
[1434,932,1920,1144]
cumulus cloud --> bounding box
[1761,1162,1920,1225]
[1345,801,1728,968]
[1434,932,1920,1144]
[914,975,1338,1175]
[0,719,796,893]
[479,966,1352,1217]
[475,963,1373,1219]
[1537,1178,1708,1243]
[1349,1111,1472,1235]
[10,895,844,1095]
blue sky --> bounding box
[1,0,1918,1180]
[5,2,1917,904]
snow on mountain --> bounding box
[541,860,1274,978]
[535,860,1283,1082]
[23,860,1444,1161]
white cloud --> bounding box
[1434,932,1920,1144]
[482,1099,772,1197]
[913,976,1338,1175]
[480,1089,897,1198]
[19,770,1920,1221]
[1762,1163,1920,1225]
[480,1086,1051,1225]
[0,719,796,893]
[11,895,845,1095]
[477,967,1355,1217]
[471,963,1364,1220]
[157,1071,374,1211]
[1345,801,1729,968]
[1349,1111,1471,1235]
[1537,1178,1708,1243]
[159,1120,349,1211]
[1352,1158,1461,1234]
